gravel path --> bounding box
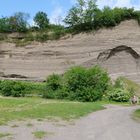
[49,105,140,140]
[0,105,140,140]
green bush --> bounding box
[64,66,87,92]
[107,88,131,102]
[70,87,103,102]
[11,82,26,97]
[35,33,48,42]
[0,80,15,96]
[114,77,125,89]
[43,87,69,99]
[44,66,111,102]
[64,66,110,101]
[0,80,27,97]
[0,80,45,97]
[46,74,62,91]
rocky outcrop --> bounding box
[97,45,140,60]
[96,45,140,82]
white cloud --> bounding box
[50,6,65,24]
[97,0,140,10]
[115,0,134,8]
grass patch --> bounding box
[11,124,19,128]
[0,133,11,138]
[27,123,33,127]
[0,97,104,125]
[133,109,140,122]
[32,131,53,139]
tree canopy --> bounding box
[0,1,140,34]
[33,11,49,29]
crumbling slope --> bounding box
[0,20,140,82]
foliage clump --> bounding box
[107,77,136,102]
[107,88,131,102]
[44,66,111,102]
[0,0,140,43]
[64,0,140,32]
[0,80,45,97]
[0,80,26,97]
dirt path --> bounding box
[0,105,140,140]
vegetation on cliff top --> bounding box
[0,0,140,44]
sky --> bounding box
[0,0,140,24]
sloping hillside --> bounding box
[0,20,140,82]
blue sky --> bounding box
[0,0,140,24]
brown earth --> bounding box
[0,20,140,82]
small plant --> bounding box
[32,131,53,139]
[0,133,11,138]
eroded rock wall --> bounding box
[0,20,140,82]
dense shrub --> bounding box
[43,87,69,99]
[44,66,111,102]
[107,88,131,102]
[69,87,103,102]
[66,66,110,101]
[114,77,125,89]
[0,80,45,97]
[0,80,27,97]
[46,74,62,91]
[114,76,139,96]
[0,80,16,96]
[44,74,63,98]
[11,82,26,97]
[64,66,87,92]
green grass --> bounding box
[0,97,104,125]
[32,131,53,139]
[27,123,34,127]
[0,133,11,138]
[133,109,140,121]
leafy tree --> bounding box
[9,12,30,32]
[0,17,10,32]
[34,11,49,29]
[101,6,116,27]
[64,0,98,31]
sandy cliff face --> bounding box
[0,20,140,82]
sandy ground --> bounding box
[0,105,140,140]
